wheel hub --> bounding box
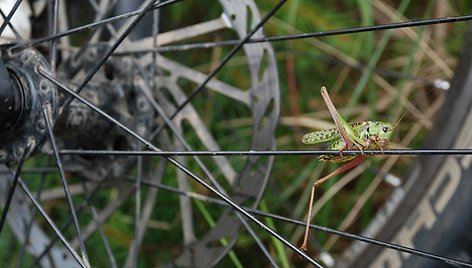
[54,45,154,180]
[0,46,56,163]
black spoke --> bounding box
[0,9,22,41]
[136,76,278,265]
[30,183,105,267]
[38,67,158,151]
[10,3,472,54]
[54,148,472,157]
[0,0,23,38]
[47,0,60,73]
[126,177,472,268]
[114,14,472,54]
[15,175,88,267]
[11,0,184,52]
[58,0,165,113]
[131,156,143,266]
[38,67,321,266]
[71,0,119,64]
[43,107,89,264]
[0,148,27,236]
[80,180,118,268]
[16,157,49,268]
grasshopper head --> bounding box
[362,121,394,141]
[378,122,394,141]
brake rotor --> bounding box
[0,1,279,267]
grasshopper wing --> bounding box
[302,122,365,145]
[302,128,340,144]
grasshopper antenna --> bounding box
[392,79,446,130]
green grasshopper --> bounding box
[300,86,394,251]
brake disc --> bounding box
[0,1,279,266]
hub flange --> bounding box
[0,47,56,163]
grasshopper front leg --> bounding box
[320,87,366,152]
[300,155,366,251]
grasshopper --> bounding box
[300,86,394,251]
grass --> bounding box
[251,0,466,264]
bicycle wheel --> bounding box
[0,1,471,267]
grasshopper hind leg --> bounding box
[300,155,366,251]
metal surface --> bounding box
[0,57,17,132]
[55,47,154,181]
[0,46,56,163]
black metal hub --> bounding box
[54,46,154,180]
[0,60,23,134]
[0,46,57,163]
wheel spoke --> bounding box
[59,0,167,114]
[136,75,237,183]
[38,65,319,266]
[136,74,280,264]
[16,157,49,268]
[127,177,472,268]
[124,160,167,267]
[16,176,88,267]
[11,0,184,52]
[47,0,59,72]
[132,156,143,266]
[43,107,89,264]
[8,5,472,56]
[79,181,118,268]
[0,148,27,236]
[71,186,134,248]
[0,0,23,39]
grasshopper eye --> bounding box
[382,126,389,133]
[366,127,370,133]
